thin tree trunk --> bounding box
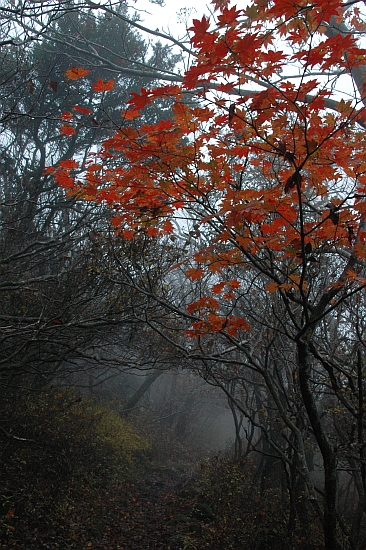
[228,396,243,460]
[122,370,163,414]
[297,339,339,550]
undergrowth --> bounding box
[174,457,325,550]
[0,388,149,549]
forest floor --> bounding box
[4,453,325,550]
[89,465,192,550]
[4,462,197,550]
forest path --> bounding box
[91,466,191,550]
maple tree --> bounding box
[52,0,366,547]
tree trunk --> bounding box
[122,370,163,414]
[228,396,243,460]
[297,339,339,550]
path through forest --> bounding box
[90,466,193,550]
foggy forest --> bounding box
[1,0,366,548]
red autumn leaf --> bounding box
[217,6,242,26]
[146,226,159,237]
[58,159,79,170]
[60,125,76,136]
[266,282,279,293]
[61,111,73,121]
[92,78,115,92]
[162,220,174,233]
[187,296,220,314]
[228,279,241,289]
[110,216,124,227]
[54,170,75,189]
[122,229,135,240]
[44,166,56,175]
[225,316,250,335]
[127,88,162,110]
[189,16,210,36]
[211,282,226,294]
[212,0,230,10]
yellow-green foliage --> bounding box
[89,401,149,463]
[13,388,149,482]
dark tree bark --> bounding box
[297,338,339,550]
[122,370,163,414]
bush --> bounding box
[176,457,324,550]
[0,388,149,548]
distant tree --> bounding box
[0,2,181,395]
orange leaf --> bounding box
[211,282,226,294]
[266,282,279,293]
[65,66,91,80]
[73,105,93,115]
[185,267,205,281]
[92,78,115,93]
[124,109,141,121]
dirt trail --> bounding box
[92,467,188,550]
